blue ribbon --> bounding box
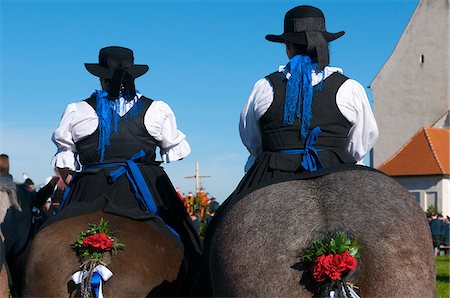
[91,272,101,298]
[279,126,324,172]
[59,150,180,239]
[82,150,158,214]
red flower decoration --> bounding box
[82,233,113,251]
[312,251,358,282]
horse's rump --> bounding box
[24,211,184,297]
[208,169,435,297]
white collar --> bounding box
[113,93,142,117]
[278,65,344,86]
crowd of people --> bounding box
[176,187,220,239]
[428,211,450,256]
[0,153,66,235]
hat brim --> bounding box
[84,63,149,79]
[265,31,345,44]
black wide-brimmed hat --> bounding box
[266,6,344,69]
[85,46,149,79]
[265,5,344,45]
[85,46,148,99]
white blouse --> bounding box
[51,94,191,171]
[240,66,379,172]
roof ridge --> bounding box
[423,127,444,174]
[431,109,450,127]
[377,128,424,169]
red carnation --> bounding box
[82,233,113,251]
[312,252,358,282]
[338,251,358,271]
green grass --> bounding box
[436,255,450,298]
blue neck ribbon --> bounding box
[284,55,323,139]
[94,89,142,162]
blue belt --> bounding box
[59,150,180,238]
[279,126,324,172]
[60,150,157,214]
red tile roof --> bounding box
[378,127,450,176]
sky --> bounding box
[0,0,419,202]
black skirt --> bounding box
[223,151,357,208]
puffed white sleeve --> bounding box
[239,78,274,172]
[336,79,379,163]
[51,103,81,171]
[144,101,191,163]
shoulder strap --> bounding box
[84,95,96,108]
[138,95,154,105]
[265,71,287,97]
[325,72,349,88]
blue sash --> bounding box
[60,150,157,213]
[279,126,324,172]
[59,150,180,238]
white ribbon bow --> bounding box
[330,284,360,298]
[72,265,113,298]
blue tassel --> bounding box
[93,90,143,162]
[284,55,323,139]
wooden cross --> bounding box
[184,161,211,194]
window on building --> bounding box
[426,192,438,208]
[410,192,420,203]
[420,54,425,64]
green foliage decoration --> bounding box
[71,218,126,261]
[301,231,360,263]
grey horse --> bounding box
[206,168,435,297]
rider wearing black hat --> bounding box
[238,5,378,191]
[51,46,202,294]
[198,6,379,295]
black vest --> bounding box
[260,71,355,171]
[76,96,157,165]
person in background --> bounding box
[23,178,35,192]
[176,187,185,202]
[442,216,450,255]
[190,212,201,235]
[197,187,210,218]
[185,192,195,214]
[0,154,12,180]
[205,198,220,227]
[430,214,445,256]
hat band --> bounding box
[107,59,133,71]
[98,57,134,71]
[293,17,325,32]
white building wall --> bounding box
[443,177,450,216]
[371,0,450,166]
[394,175,449,216]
